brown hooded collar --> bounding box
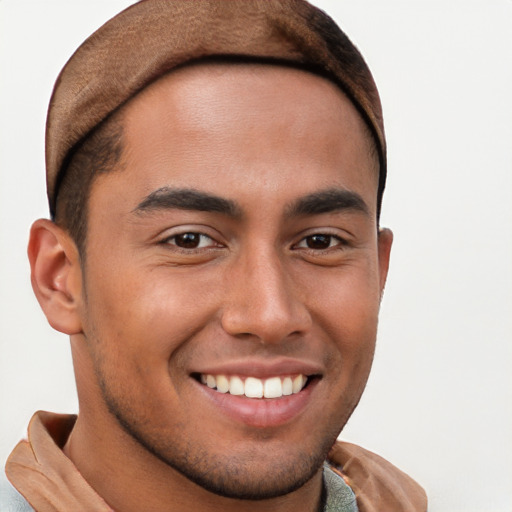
[6,411,426,512]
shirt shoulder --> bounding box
[323,464,359,512]
[328,441,427,512]
[0,473,34,512]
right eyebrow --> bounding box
[132,187,242,218]
[285,187,370,218]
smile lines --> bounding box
[199,374,308,399]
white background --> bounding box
[1,1,511,511]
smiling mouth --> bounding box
[194,374,310,399]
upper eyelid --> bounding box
[163,231,212,240]
[161,232,217,245]
[157,233,225,254]
[157,225,221,241]
[292,228,351,243]
[155,226,351,246]
[293,233,346,248]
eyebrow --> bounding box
[134,186,368,220]
[133,187,242,218]
[286,188,369,217]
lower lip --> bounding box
[195,378,319,428]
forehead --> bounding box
[124,62,372,146]
[98,62,378,218]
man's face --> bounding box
[78,63,391,499]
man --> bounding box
[3,1,427,510]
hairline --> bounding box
[54,60,382,262]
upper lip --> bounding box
[191,357,323,379]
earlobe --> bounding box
[28,219,83,335]
[377,227,393,295]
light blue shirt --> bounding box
[323,464,359,512]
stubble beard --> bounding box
[98,376,340,501]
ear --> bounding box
[377,227,393,294]
[28,219,83,335]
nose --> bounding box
[220,249,312,344]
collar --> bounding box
[6,411,426,512]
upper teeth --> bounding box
[200,374,307,399]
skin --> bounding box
[29,63,392,512]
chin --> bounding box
[153,442,327,501]
[108,396,333,501]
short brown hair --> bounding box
[54,115,124,257]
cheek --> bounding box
[82,262,222,362]
[307,259,381,328]
[305,263,381,374]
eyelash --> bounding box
[293,233,347,251]
[160,230,348,253]
[161,232,220,250]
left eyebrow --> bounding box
[133,187,242,218]
[286,188,370,217]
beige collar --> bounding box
[6,411,426,512]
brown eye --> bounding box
[166,232,216,249]
[174,233,201,248]
[305,234,333,249]
[295,233,344,251]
